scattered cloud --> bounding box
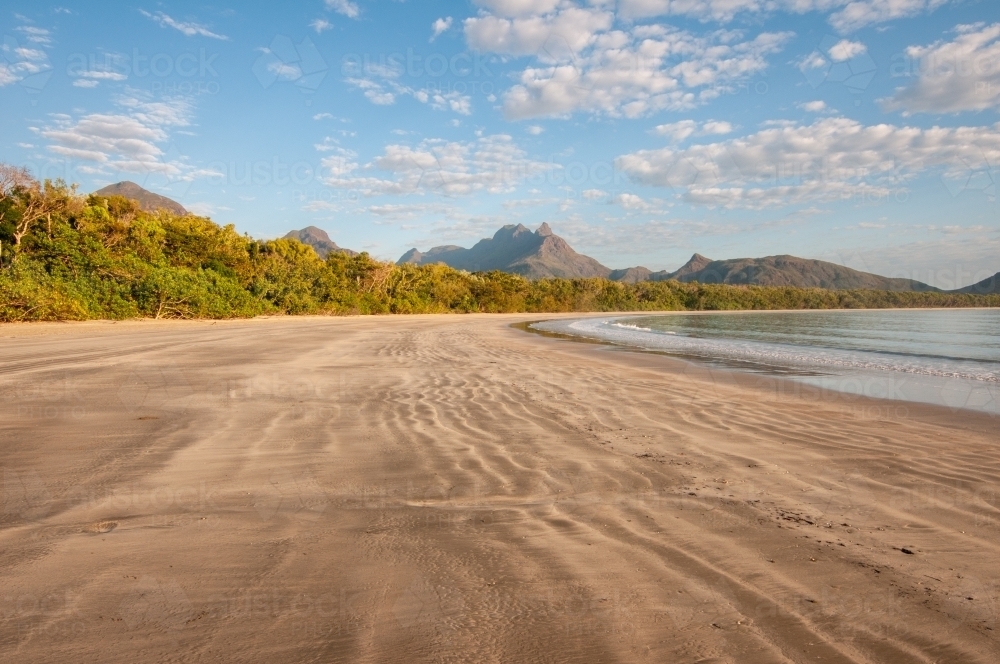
[1,33,54,90]
[615,0,954,33]
[614,192,650,210]
[310,18,333,33]
[526,125,544,135]
[321,134,557,197]
[800,100,829,112]
[617,117,1000,209]
[69,63,128,88]
[139,10,228,40]
[884,23,1000,114]
[653,119,734,142]
[827,0,953,33]
[345,60,472,115]
[430,17,453,42]
[465,8,793,120]
[473,0,562,18]
[828,39,866,61]
[552,216,742,263]
[16,26,53,46]
[314,136,341,152]
[501,197,560,208]
[701,121,734,135]
[464,6,613,59]
[362,202,459,221]
[325,0,360,19]
[37,94,214,180]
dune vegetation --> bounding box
[1,167,996,322]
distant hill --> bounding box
[607,266,652,283]
[399,223,611,279]
[93,182,187,216]
[395,225,943,291]
[632,253,715,282]
[952,272,999,295]
[284,226,358,258]
[672,255,939,292]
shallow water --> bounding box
[533,310,1000,415]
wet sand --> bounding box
[1,314,998,663]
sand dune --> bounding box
[1,314,998,663]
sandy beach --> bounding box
[1,313,998,663]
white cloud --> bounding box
[828,0,952,33]
[828,39,866,61]
[464,6,613,59]
[526,125,544,135]
[473,0,562,19]
[363,202,459,220]
[430,17,453,42]
[0,33,54,88]
[37,95,209,179]
[321,134,557,197]
[487,19,792,119]
[552,217,742,263]
[314,136,341,152]
[616,0,953,33]
[313,112,334,120]
[16,26,53,46]
[800,100,828,112]
[501,197,560,209]
[617,117,1000,209]
[311,18,332,33]
[619,0,727,21]
[325,0,360,19]
[701,120,733,135]
[79,70,128,81]
[346,71,472,115]
[884,23,1000,114]
[653,119,733,142]
[614,192,650,210]
[581,188,607,200]
[69,66,128,88]
[653,120,698,142]
[139,10,228,40]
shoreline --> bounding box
[516,316,999,434]
[520,312,1000,420]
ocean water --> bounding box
[532,310,1000,415]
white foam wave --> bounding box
[536,318,1000,384]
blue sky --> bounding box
[2,0,998,287]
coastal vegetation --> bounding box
[1,167,996,322]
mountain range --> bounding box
[91,183,996,294]
[397,223,962,292]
